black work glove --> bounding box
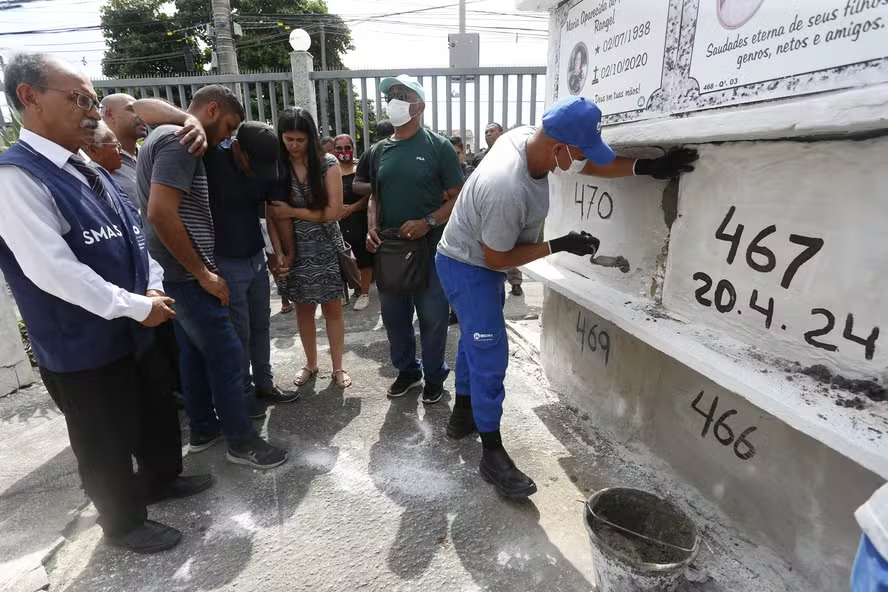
[549,231,600,257]
[634,148,698,180]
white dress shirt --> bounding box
[0,128,164,322]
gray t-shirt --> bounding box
[112,150,139,206]
[135,125,216,283]
[438,127,549,268]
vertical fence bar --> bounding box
[177,85,187,109]
[360,77,370,153]
[502,75,509,129]
[459,75,467,145]
[319,79,329,135]
[529,74,538,126]
[239,83,252,121]
[190,84,198,98]
[445,75,453,136]
[516,75,524,126]
[431,76,438,132]
[257,83,266,122]
[127,87,134,97]
[416,76,425,126]
[374,77,382,128]
[165,85,174,102]
[347,79,357,143]
[473,75,481,155]
[282,81,291,109]
[332,80,342,135]
[487,75,494,128]
[270,82,279,127]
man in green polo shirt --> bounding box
[366,74,465,405]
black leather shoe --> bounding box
[105,520,182,554]
[447,399,477,439]
[255,385,300,404]
[479,446,537,498]
[147,474,214,505]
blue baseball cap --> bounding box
[542,97,615,165]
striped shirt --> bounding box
[135,125,218,283]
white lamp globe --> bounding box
[289,29,311,52]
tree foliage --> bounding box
[100,0,202,78]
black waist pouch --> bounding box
[374,228,431,295]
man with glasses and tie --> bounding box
[0,53,212,553]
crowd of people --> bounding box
[0,52,884,589]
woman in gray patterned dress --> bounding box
[268,109,352,389]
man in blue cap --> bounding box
[436,96,697,498]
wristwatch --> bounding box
[425,215,438,228]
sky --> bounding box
[0,0,550,143]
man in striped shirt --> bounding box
[135,85,287,470]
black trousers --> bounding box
[40,343,183,536]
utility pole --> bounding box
[459,0,466,34]
[211,0,239,75]
[319,24,329,135]
[320,24,327,70]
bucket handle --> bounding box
[585,500,697,555]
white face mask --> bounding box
[552,145,586,176]
[386,99,416,127]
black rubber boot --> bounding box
[447,395,477,439]
[479,431,537,499]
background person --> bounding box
[334,133,374,311]
[365,75,464,405]
[267,109,352,390]
[352,119,394,198]
[320,136,335,155]
[100,92,148,202]
[0,53,211,553]
[135,85,287,470]
[85,121,123,173]
[436,96,698,498]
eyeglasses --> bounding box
[37,86,100,112]
[385,91,414,103]
[97,142,123,153]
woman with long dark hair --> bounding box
[268,109,351,389]
[333,134,374,311]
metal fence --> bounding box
[314,67,547,153]
[4,66,546,155]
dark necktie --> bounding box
[68,155,113,208]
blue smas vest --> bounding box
[0,141,155,373]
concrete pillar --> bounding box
[289,51,317,123]
[0,276,34,397]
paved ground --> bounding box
[1,279,807,592]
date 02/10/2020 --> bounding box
[690,206,880,362]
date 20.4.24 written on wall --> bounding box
[690,206,880,362]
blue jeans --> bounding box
[164,280,255,445]
[216,251,273,395]
[378,246,451,386]
[852,535,888,591]
[436,254,507,432]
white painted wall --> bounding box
[523,0,888,586]
[665,139,888,380]
[0,277,34,396]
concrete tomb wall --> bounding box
[520,0,888,588]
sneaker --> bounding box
[248,398,267,420]
[387,373,423,398]
[255,385,300,404]
[353,294,370,311]
[511,284,524,297]
[226,437,288,469]
[105,520,182,554]
[422,382,444,405]
[189,431,223,453]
